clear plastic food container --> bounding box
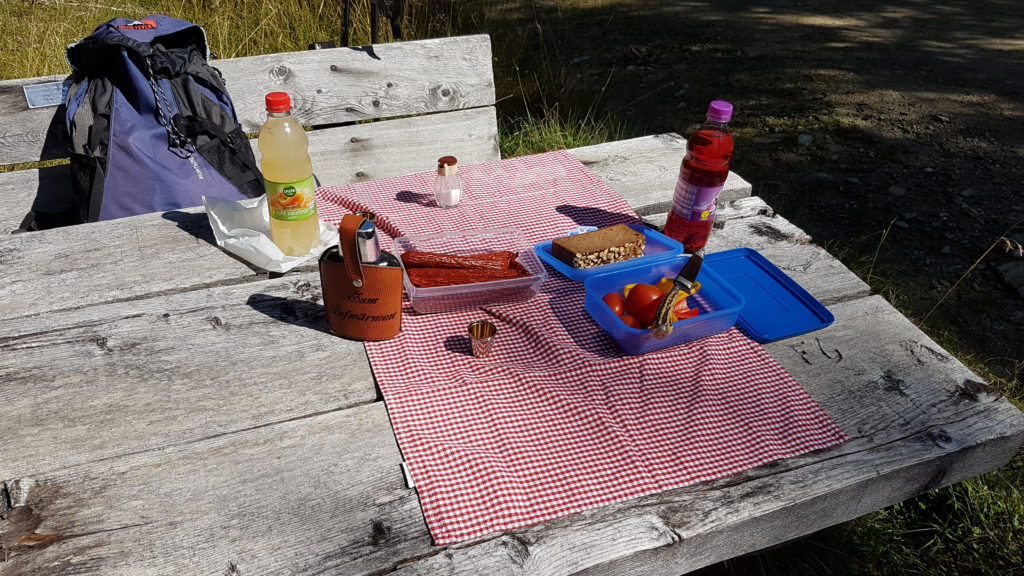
[393,227,548,314]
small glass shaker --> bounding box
[434,156,463,208]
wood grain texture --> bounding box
[277,106,500,185]
[0,274,375,481]
[0,198,866,480]
[220,34,496,132]
[3,296,1021,575]
[0,35,496,166]
[647,197,872,306]
[0,404,429,576]
[0,74,67,164]
[568,134,752,216]
[0,206,256,321]
[2,136,730,321]
[2,107,499,235]
[2,94,1021,576]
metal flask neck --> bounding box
[356,217,381,263]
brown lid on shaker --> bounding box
[437,156,458,176]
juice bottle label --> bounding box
[266,176,316,221]
[671,175,723,221]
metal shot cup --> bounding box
[468,320,497,358]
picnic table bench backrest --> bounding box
[0,34,500,234]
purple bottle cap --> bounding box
[707,100,733,123]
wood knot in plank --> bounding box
[92,335,138,354]
[428,83,461,106]
[928,428,958,450]
[903,340,950,365]
[208,316,225,329]
[788,338,842,365]
[0,480,60,561]
[876,370,908,396]
[500,534,531,566]
[93,336,112,352]
[1,482,11,519]
[370,520,391,546]
[291,280,322,303]
[747,221,801,243]
[268,65,292,82]
[954,379,999,402]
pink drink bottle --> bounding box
[663,101,734,253]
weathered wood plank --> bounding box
[3,296,1021,575]
[0,404,428,576]
[647,197,872,306]
[569,134,752,216]
[0,274,375,481]
[219,35,496,133]
[0,195,868,480]
[0,206,256,321]
[0,35,496,166]
[0,139,761,321]
[274,105,499,184]
[2,107,500,235]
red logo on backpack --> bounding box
[118,19,157,30]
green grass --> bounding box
[1,1,1021,574]
[746,454,1024,575]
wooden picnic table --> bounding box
[2,142,1022,575]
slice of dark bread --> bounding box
[550,224,646,269]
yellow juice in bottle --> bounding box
[259,92,320,256]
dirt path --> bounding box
[503,0,1024,383]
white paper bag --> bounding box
[203,195,336,273]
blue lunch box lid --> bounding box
[704,248,834,343]
[535,223,685,282]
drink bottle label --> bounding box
[672,176,723,221]
[266,176,317,221]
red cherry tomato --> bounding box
[625,283,665,328]
[602,292,626,317]
[620,314,641,329]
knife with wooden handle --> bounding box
[650,249,704,339]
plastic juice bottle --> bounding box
[663,101,734,253]
[260,92,320,256]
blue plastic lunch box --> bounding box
[583,248,835,354]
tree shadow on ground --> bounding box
[456,0,1024,379]
[442,0,1024,573]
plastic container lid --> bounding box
[707,100,733,123]
[265,92,291,112]
[704,248,833,343]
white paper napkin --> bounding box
[203,195,336,273]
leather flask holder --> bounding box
[319,214,403,340]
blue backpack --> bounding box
[61,15,263,224]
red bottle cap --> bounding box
[265,92,291,113]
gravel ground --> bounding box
[510,0,1024,384]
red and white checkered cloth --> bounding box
[315,150,848,545]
